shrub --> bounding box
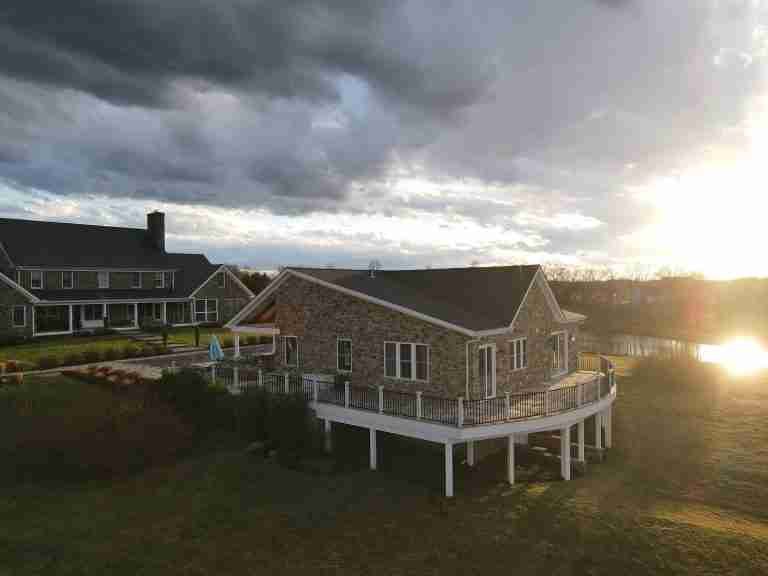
[121,345,139,359]
[103,347,119,361]
[4,361,18,374]
[82,348,101,364]
[152,369,231,435]
[37,355,59,370]
[266,393,313,463]
[61,352,86,367]
[221,336,233,349]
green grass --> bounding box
[0,327,232,369]
[2,360,768,574]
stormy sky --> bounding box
[1,1,766,277]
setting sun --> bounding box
[700,339,768,376]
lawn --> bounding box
[0,327,234,369]
[2,360,767,575]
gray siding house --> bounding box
[0,211,254,339]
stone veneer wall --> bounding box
[271,274,470,397]
[466,275,581,398]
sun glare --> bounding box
[700,339,768,376]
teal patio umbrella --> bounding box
[209,334,225,362]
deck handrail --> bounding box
[211,355,616,428]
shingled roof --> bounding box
[288,265,543,332]
[0,217,221,300]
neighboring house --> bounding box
[0,211,255,339]
[226,265,615,496]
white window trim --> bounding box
[509,337,528,371]
[217,272,226,288]
[154,272,165,289]
[131,272,142,289]
[550,330,569,377]
[61,271,74,290]
[479,343,497,399]
[97,271,110,289]
[337,337,352,373]
[30,270,43,290]
[383,341,430,382]
[12,305,26,328]
[284,335,299,367]
[194,298,218,323]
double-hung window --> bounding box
[61,271,73,289]
[337,338,352,372]
[12,306,26,328]
[216,272,226,288]
[284,336,299,367]
[510,337,528,370]
[384,342,430,382]
[131,272,141,288]
[97,271,109,288]
[195,299,218,323]
[154,272,165,288]
[30,270,43,289]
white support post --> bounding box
[545,389,551,415]
[102,303,107,326]
[378,386,384,414]
[578,420,586,462]
[344,382,350,408]
[505,392,511,419]
[284,372,290,394]
[234,334,241,359]
[467,440,475,467]
[605,407,613,448]
[68,305,73,334]
[444,443,454,498]
[576,383,583,406]
[416,391,422,419]
[457,397,464,427]
[369,428,377,470]
[133,303,138,328]
[233,367,240,393]
[595,412,603,450]
[162,302,167,325]
[323,420,332,453]
[561,425,572,481]
[258,369,263,388]
[507,434,515,485]
[313,378,320,405]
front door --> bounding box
[551,332,567,376]
[478,345,496,398]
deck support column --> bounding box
[577,420,586,462]
[369,428,377,471]
[561,426,572,481]
[594,412,603,450]
[234,334,241,358]
[605,406,613,449]
[467,440,475,467]
[323,420,333,453]
[507,434,515,485]
[445,443,454,498]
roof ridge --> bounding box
[0,217,145,233]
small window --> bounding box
[415,344,430,382]
[153,303,163,321]
[510,337,528,370]
[194,299,218,323]
[284,336,298,367]
[384,342,397,378]
[30,270,43,289]
[216,272,226,288]
[97,271,109,289]
[61,271,73,289]
[131,272,141,288]
[399,343,412,379]
[12,306,26,328]
[154,272,164,288]
[337,338,352,372]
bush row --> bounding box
[36,344,172,370]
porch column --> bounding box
[444,442,454,498]
[577,420,586,462]
[369,428,377,471]
[162,302,167,325]
[467,440,475,467]
[132,303,138,328]
[102,303,107,326]
[605,407,613,449]
[561,426,572,481]
[323,420,333,453]
[507,434,515,485]
[595,412,603,450]
[68,305,73,333]
[234,334,241,359]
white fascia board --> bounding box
[0,271,39,303]
[225,269,291,328]
[190,264,257,300]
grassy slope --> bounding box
[2,364,768,575]
[0,327,232,366]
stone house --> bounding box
[0,211,255,340]
[227,265,586,400]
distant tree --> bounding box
[240,271,272,295]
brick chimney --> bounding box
[147,211,165,252]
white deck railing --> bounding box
[208,355,616,429]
